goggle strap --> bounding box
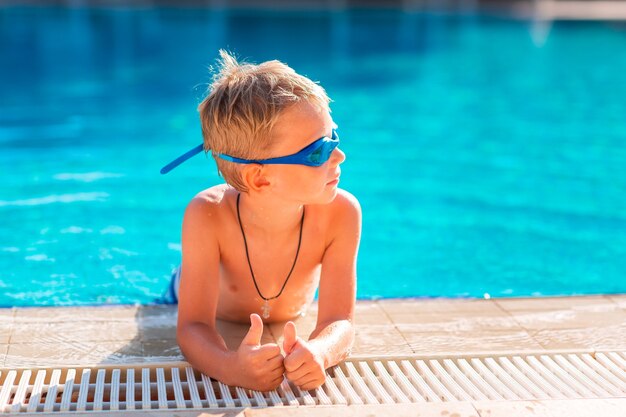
[160,143,204,174]
[160,129,338,173]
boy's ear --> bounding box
[241,164,271,192]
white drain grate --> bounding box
[1,351,624,413]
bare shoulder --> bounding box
[182,185,235,243]
[190,183,232,205]
[321,189,362,245]
[184,184,233,223]
[327,188,362,221]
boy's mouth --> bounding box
[326,169,341,185]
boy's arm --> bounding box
[309,190,360,363]
[176,196,284,391]
[283,190,361,389]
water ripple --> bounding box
[100,226,125,234]
[25,254,55,262]
[60,226,92,234]
[53,172,124,182]
[0,192,109,207]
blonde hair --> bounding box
[198,50,331,192]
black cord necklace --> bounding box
[236,193,305,319]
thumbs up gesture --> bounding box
[282,321,326,391]
[235,314,285,391]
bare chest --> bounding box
[216,216,327,322]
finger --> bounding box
[241,313,264,347]
[284,349,306,372]
[256,343,282,360]
[286,365,310,382]
[293,372,324,389]
[257,375,283,393]
[266,355,285,370]
[269,375,285,388]
[282,321,298,354]
[294,375,320,389]
[269,364,286,376]
[270,363,286,377]
[267,366,285,380]
[299,378,325,391]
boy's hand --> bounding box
[234,314,285,392]
[282,321,326,390]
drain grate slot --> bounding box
[1,351,625,413]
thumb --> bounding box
[241,313,264,347]
[283,321,298,354]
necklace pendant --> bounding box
[261,300,270,319]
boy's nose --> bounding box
[331,147,346,165]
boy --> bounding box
[162,50,361,392]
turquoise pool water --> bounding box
[2,7,626,306]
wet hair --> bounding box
[198,50,331,192]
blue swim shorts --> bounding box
[163,265,181,304]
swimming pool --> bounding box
[2,6,625,306]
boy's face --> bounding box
[262,100,345,204]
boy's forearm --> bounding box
[177,322,238,386]
[308,319,355,369]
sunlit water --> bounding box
[1,7,626,306]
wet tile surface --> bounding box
[530,324,626,351]
[351,324,413,356]
[473,400,554,417]
[0,307,15,322]
[246,402,480,417]
[141,339,184,362]
[494,296,613,312]
[0,324,12,344]
[398,326,545,354]
[6,340,144,367]
[13,305,139,322]
[386,311,523,333]
[607,294,626,312]
[473,399,626,417]
[495,296,626,331]
[0,295,625,369]
[379,298,505,315]
[10,320,140,343]
[0,343,8,367]
[352,300,394,325]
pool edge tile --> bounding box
[0,343,8,367]
[1,296,624,367]
[606,294,626,312]
[245,402,480,417]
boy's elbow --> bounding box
[175,320,207,356]
[176,321,193,357]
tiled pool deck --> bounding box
[1,295,625,416]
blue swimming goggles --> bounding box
[160,129,339,174]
